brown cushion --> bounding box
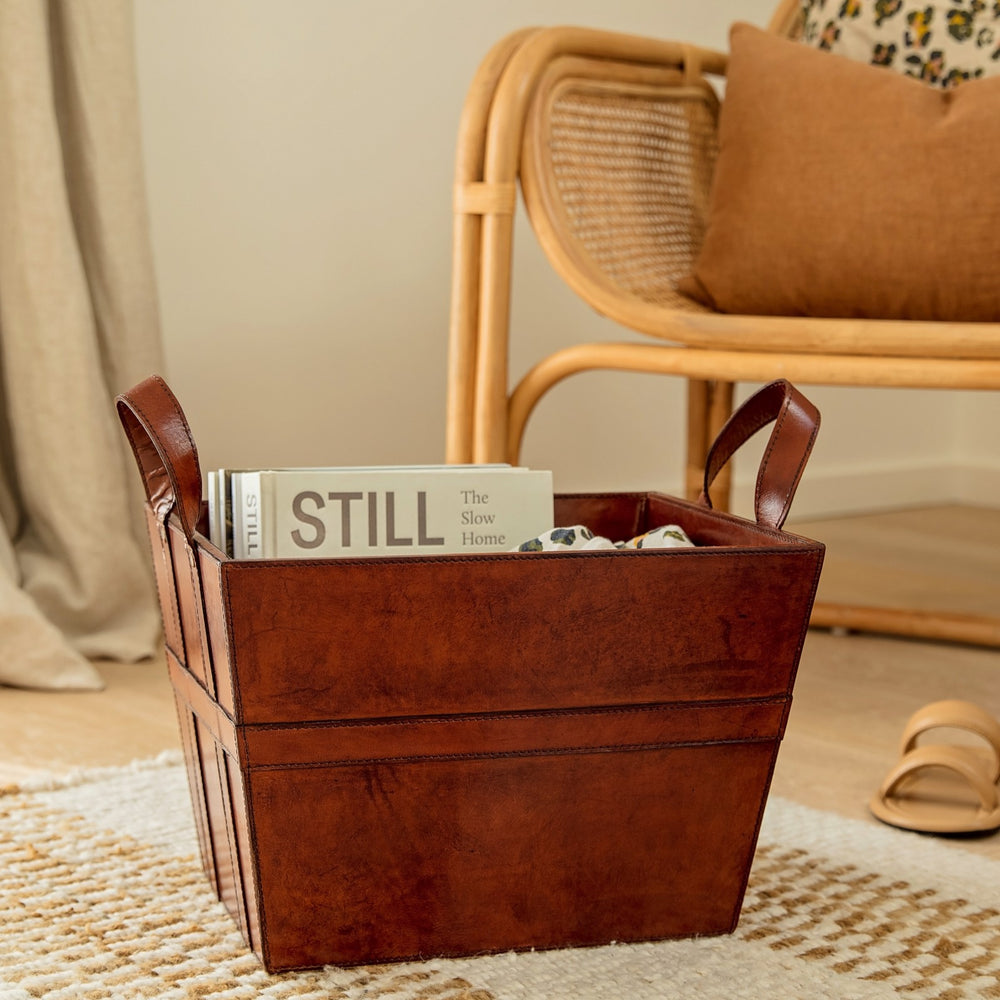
[679,22,1000,321]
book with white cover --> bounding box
[206,465,509,555]
[226,465,553,559]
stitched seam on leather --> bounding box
[225,753,259,946]
[242,768,269,967]
[185,713,222,895]
[242,696,788,732]
[220,545,818,570]
[554,492,649,501]
[119,399,172,519]
[146,518,184,661]
[150,374,202,473]
[161,554,185,663]
[120,395,187,657]
[140,518,183,660]
[125,393,177,518]
[119,409,156,501]
[197,560,233,717]
[127,382,201,537]
[756,401,818,530]
[755,397,790,523]
[795,418,821,512]
[220,568,246,722]
[211,741,246,936]
[183,538,216,698]
[706,389,776,499]
[145,376,203,506]
[250,736,779,770]
[790,549,824,688]
[178,705,215,893]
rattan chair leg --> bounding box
[685,380,734,510]
[447,29,539,464]
[686,380,711,502]
[705,381,735,512]
[811,603,1000,648]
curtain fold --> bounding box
[0,0,164,690]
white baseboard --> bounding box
[731,461,1000,522]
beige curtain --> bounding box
[0,0,164,690]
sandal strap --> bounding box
[880,745,999,812]
[899,699,1000,782]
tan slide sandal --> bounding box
[870,747,1000,836]
[898,698,1000,782]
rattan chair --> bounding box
[444,0,1000,647]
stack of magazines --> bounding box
[207,465,554,559]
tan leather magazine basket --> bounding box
[116,376,824,973]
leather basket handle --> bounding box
[116,374,202,541]
[698,379,820,531]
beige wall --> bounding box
[133,0,998,521]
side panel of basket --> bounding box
[143,507,262,958]
[168,654,263,959]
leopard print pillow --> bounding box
[800,0,1000,87]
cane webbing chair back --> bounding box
[523,58,719,312]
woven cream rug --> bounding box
[1,755,998,1000]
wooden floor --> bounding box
[1,504,997,859]
[794,502,1000,621]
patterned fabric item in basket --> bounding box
[800,0,1000,88]
[516,524,695,552]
